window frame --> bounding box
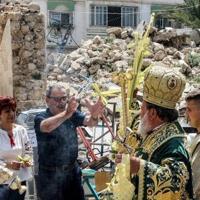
[48,10,73,28]
[121,6,138,27]
[90,5,138,27]
[90,5,108,26]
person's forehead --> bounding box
[1,106,14,111]
[186,100,200,108]
[51,87,67,95]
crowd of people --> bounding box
[0,65,199,200]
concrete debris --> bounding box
[2,0,199,110]
[46,26,200,110]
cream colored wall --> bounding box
[65,0,185,45]
[136,0,183,4]
[73,0,152,43]
[74,1,87,44]
[83,0,183,4]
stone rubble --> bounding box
[47,27,200,105]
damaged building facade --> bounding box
[46,0,184,47]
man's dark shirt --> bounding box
[34,108,85,167]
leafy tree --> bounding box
[172,0,200,28]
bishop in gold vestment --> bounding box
[115,66,194,200]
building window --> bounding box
[90,5,138,27]
[48,11,73,28]
[90,5,107,26]
[155,16,175,29]
[121,6,138,27]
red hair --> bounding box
[0,96,16,113]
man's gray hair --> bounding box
[46,83,69,97]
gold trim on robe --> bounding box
[135,122,191,200]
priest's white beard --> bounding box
[137,112,152,139]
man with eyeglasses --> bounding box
[34,83,104,200]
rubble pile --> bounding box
[47,27,200,96]
[0,1,46,110]
[2,0,199,110]
[47,29,134,92]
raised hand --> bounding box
[65,96,79,118]
[84,97,104,119]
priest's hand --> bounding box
[130,157,140,174]
[6,161,21,170]
[115,153,122,164]
[115,154,140,174]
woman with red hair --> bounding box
[0,96,32,200]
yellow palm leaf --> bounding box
[127,14,155,108]
[92,89,120,97]
[92,83,108,105]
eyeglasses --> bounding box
[48,96,68,102]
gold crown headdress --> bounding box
[143,65,186,109]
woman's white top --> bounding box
[0,124,32,182]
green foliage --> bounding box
[193,76,200,83]
[172,0,200,28]
[188,51,200,67]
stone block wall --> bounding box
[0,1,46,110]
